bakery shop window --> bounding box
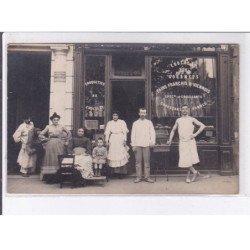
[84,56,106,134]
[151,56,217,144]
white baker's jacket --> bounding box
[131,119,156,147]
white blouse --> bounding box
[104,119,128,142]
[40,124,71,141]
[131,119,156,147]
[13,122,34,144]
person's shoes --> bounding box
[144,178,155,183]
[134,178,142,183]
[186,170,191,183]
[191,171,200,182]
[21,173,30,177]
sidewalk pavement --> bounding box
[6,174,239,195]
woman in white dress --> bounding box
[13,116,37,177]
[105,111,129,177]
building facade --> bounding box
[7,43,239,175]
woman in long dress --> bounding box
[39,112,71,182]
[13,116,37,177]
[105,111,129,177]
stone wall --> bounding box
[50,45,74,130]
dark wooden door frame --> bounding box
[73,44,83,132]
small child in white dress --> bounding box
[92,138,107,176]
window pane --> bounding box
[151,56,217,144]
[112,53,144,77]
[84,56,105,131]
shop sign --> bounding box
[154,57,214,112]
[156,82,211,94]
[156,81,211,111]
[84,120,99,130]
[85,80,105,86]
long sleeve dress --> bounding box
[68,136,92,154]
[13,122,36,174]
[104,119,129,173]
[39,124,71,178]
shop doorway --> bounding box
[7,53,51,173]
[111,80,145,173]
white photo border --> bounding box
[2,32,250,214]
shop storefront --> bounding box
[73,43,238,175]
[7,43,239,175]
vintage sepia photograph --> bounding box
[4,36,239,195]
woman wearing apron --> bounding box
[104,111,129,178]
[167,105,205,183]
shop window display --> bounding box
[151,57,217,144]
[84,56,106,138]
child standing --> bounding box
[92,138,107,176]
[167,105,205,183]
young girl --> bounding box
[167,105,205,183]
[92,138,107,176]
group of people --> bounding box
[13,105,206,185]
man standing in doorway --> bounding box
[131,108,156,183]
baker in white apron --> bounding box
[167,105,205,183]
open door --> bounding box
[111,80,145,173]
[7,52,51,173]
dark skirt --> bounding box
[113,165,128,174]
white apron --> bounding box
[177,116,200,168]
[104,119,129,168]
[108,133,129,168]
